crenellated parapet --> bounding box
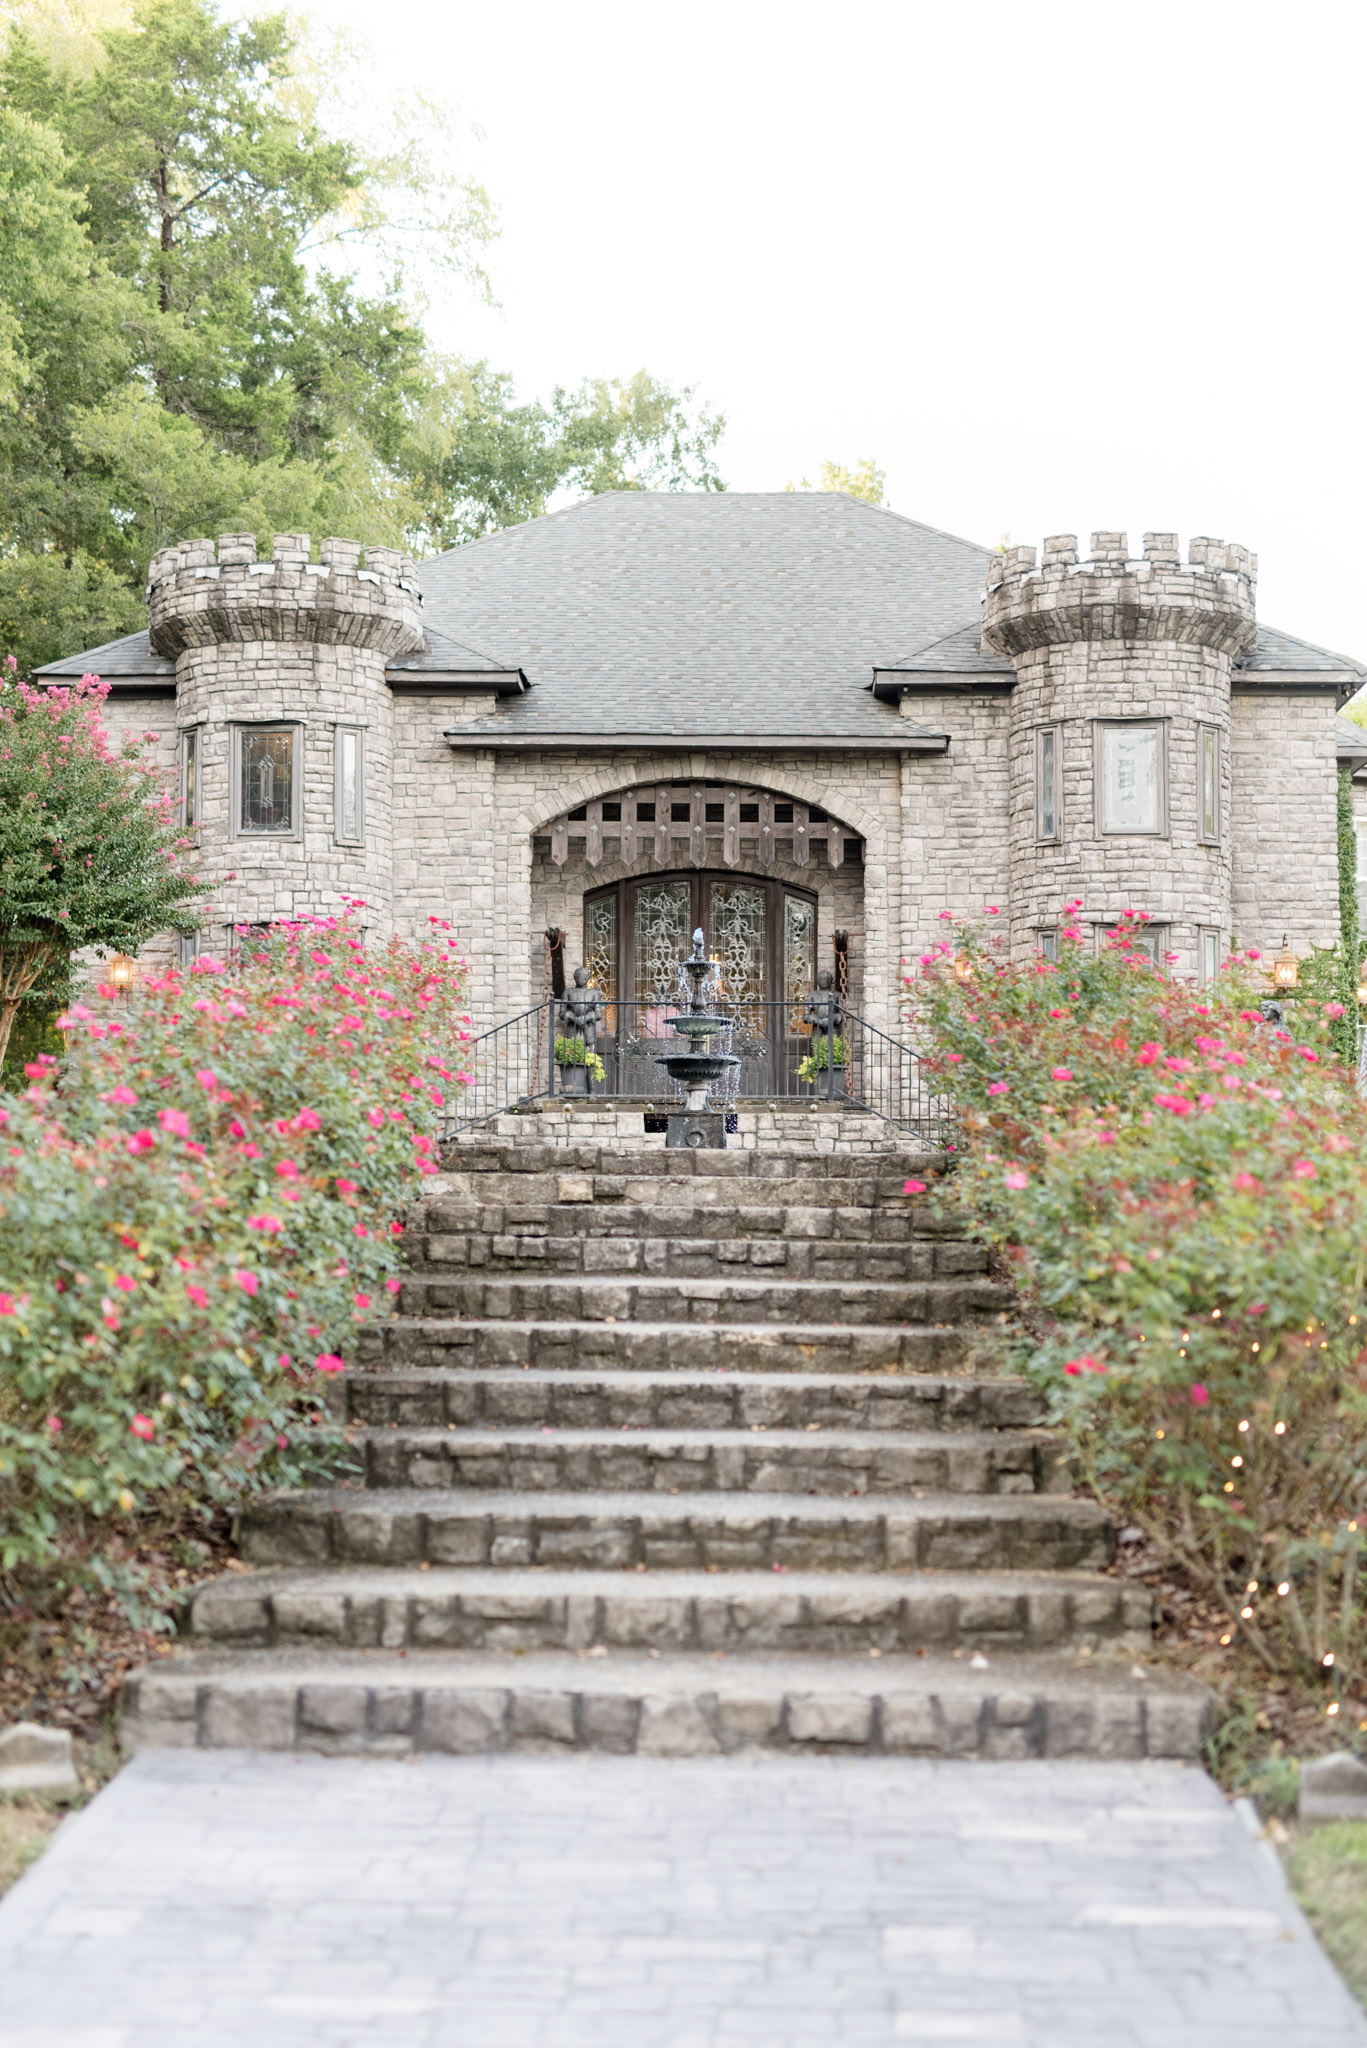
[982,530,1257,659]
[147,532,427,662]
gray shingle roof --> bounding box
[36,629,172,679]
[413,492,992,739]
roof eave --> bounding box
[870,668,1014,699]
[442,729,951,755]
[387,667,530,696]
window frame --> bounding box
[1093,719,1168,838]
[1034,724,1062,843]
[1197,724,1221,844]
[231,722,302,839]
[333,724,365,846]
[179,724,203,832]
[1035,928,1060,963]
[1199,927,1222,986]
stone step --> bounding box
[420,1197,971,1246]
[358,1317,1004,1377]
[415,1230,987,1282]
[397,1272,1013,1328]
[120,1647,1211,1760]
[343,1367,1045,1433]
[430,1174,966,1219]
[184,1565,1153,1656]
[437,1145,945,1187]
[352,1425,1071,1497]
[238,1488,1114,1574]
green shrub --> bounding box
[554,1035,605,1081]
[0,910,469,1628]
[797,1034,846,1082]
[913,908,1367,1702]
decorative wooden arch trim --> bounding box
[538,779,863,872]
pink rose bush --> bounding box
[0,911,468,1625]
[911,907,1367,1687]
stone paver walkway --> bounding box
[0,1752,1362,2048]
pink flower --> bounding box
[106,1085,139,1106]
[159,1108,191,1138]
[385,1278,403,1294]
[1135,1043,1162,1067]
[129,1413,156,1439]
[238,1142,262,1160]
[1004,1169,1029,1190]
[903,1179,927,1194]
[335,1178,358,1197]
[1164,1057,1193,1072]
[985,905,999,915]
[1051,1066,1072,1082]
[112,1274,136,1294]
[390,1223,403,1237]
[1246,949,1261,961]
[945,1052,963,1064]
[367,1108,385,1128]
[1064,1355,1106,1376]
[1297,1047,1319,1063]
[195,1069,217,1090]
[292,1108,321,1131]
[275,1160,300,1180]
[1291,1159,1317,1179]
[1154,1093,1193,1116]
[234,1270,259,1297]
[1232,1173,1260,1191]
[127,1129,156,1154]
[186,1284,209,1308]
[1189,1383,1210,1406]
[247,1214,283,1233]
[354,1293,371,1311]
[1325,1002,1347,1020]
[353,1224,370,1239]
[45,1415,62,1435]
[987,1081,1009,1097]
[0,1293,15,1316]
[314,1353,345,1374]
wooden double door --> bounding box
[583,870,816,1014]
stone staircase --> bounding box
[120,1112,1211,1759]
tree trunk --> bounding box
[0,937,64,1070]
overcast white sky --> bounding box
[325,0,1365,659]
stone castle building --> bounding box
[39,495,1367,1036]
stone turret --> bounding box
[148,533,426,946]
[981,531,1257,978]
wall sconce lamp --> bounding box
[105,953,138,992]
[1271,936,1300,992]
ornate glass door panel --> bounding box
[708,881,767,1008]
[783,894,815,1003]
[632,878,692,1005]
[585,894,617,1029]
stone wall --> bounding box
[1230,692,1339,956]
[894,693,1012,971]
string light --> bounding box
[1231,1456,1244,1468]
[1240,1606,1254,1619]
[1324,1653,1336,1668]
[1251,1343,1260,1354]
[1223,1481,1235,1492]
[1246,1580,1258,1593]
[1212,1309,1222,1320]
[1238,1421,1251,1433]
[1278,1582,1291,1596]
[1328,1703,1341,1717]
[1274,1422,1287,1435]
[1154,1429,1165,1440]
[1219,1633,1233,1645]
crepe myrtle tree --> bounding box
[0,658,208,1065]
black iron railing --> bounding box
[449,995,950,1136]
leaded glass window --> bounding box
[1199,725,1219,843]
[1098,723,1163,835]
[181,727,199,829]
[586,895,617,1002]
[1036,726,1060,840]
[783,895,815,1000]
[238,728,296,834]
[336,728,363,843]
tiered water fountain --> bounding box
[655,928,739,1148]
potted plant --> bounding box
[554,1034,606,1095]
[797,1034,846,1087]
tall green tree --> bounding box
[0,0,726,675]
